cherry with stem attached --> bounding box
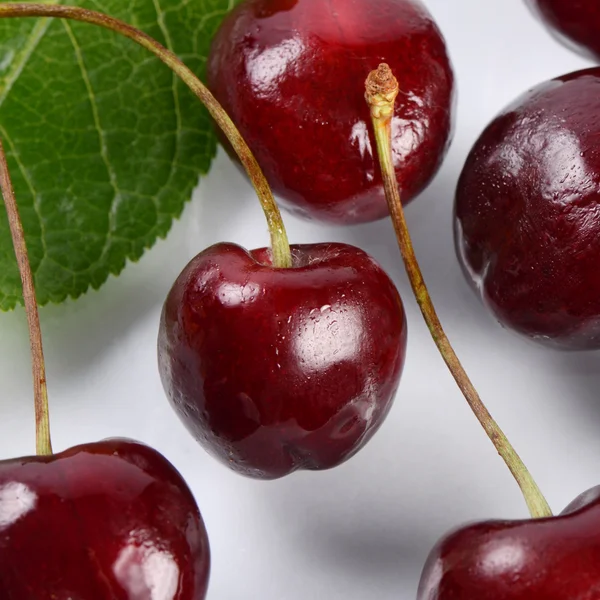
[417,484,600,599]
[151,21,408,477]
[0,103,210,600]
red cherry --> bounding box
[455,68,600,349]
[206,0,455,224]
[158,242,407,479]
[418,486,600,599]
[526,0,600,60]
[0,439,210,598]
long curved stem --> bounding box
[0,139,52,456]
[0,3,292,268]
[365,64,552,519]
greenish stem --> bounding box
[0,3,292,268]
[0,139,52,456]
[365,63,552,519]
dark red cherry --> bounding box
[418,485,600,599]
[0,439,210,599]
[157,242,407,479]
[526,0,600,60]
[206,0,455,224]
[455,68,600,349]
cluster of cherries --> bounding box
[1,0,600,598]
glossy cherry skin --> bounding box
[0,439,210,599]
[158,242,407,479]
[418,485,600,599]
[206,0,455,224]
[526,0,600,60]
[455,68,600,349]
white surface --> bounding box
[0,1,597,598]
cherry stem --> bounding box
[365,64,552,519]
[0,3,292,268]
[0,139,52,456]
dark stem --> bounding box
[365,63,552,519]
[0,139,52,456]
[0,3,292,268]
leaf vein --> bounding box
[61,19,120,269]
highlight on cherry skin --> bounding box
[525,0,600,60]
[417,485,600,600]
[0,439,210,599]
[206,0,455,224]
[455,67,600,350]
[157,241,407,479]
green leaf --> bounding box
[0,0,236,309]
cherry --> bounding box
[158,242,407,478]
[206,0,455,224]
[417,485,600,599]
[0,439,210,599]
[526,0,600,60]
[455,68,600,349]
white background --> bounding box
[0,0,598,598]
